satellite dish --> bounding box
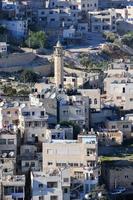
[2,153,7,158]
[9,151,14,157]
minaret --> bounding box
[54,40,64,88]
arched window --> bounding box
[94,98,97,104]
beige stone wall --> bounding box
[0,53,36,67]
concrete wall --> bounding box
[0,52,53,76]
[0,53,36,67]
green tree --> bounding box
[3,86,17,96]
[0,26,7,34]
[103,32,118,43]
[17,89,30,96]
[122,32,133,48]
[19,70,41,83]
[26,31,47,49]
[60,121,81,139]
[0,26,7,42]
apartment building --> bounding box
[0,129,17,155]
[79,0,98,12]
[126,0,133,24]
[0,175,25,200]
[31,169,71,200]
[102,160,133,191]
[30,89,57,124]
[97,129,123,146]
[63,75,90,89]
[20,145,42,173]
[106,59,133,76]
[106,119,132,139]
[59,94,89,129]
[0,129,17,175]
[0,19,28,40]
[45,124,73,141]
[0,102,19,129]
[89,9,117,32]
[37,6,81,28]
[78,89,101,111]
[19,103,48,142]
[43,133,99,195]
[107,80,133,110]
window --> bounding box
[74,171,84,179]
[123,124,129,129]
[74,163,78,167]
[130,98,133,101]
[64,188,68,193]
[48,162,53,165]
[56,163,62,167]
[4,168,8,172]
[63,178,69,182]
[4,186,14,195]
[72,78,75,82]
[25,162,29,167]
[39,184,43,188]
[87,161,96,167]
[122,87,125,93]
[87,149,95,156]
[125,175,128,178]
[0,139,6,145]
[7,111,10,114]
[112,125,116,129]
[50,196,58,200]
[50,18,55,22]
[63,110,68,115]
[94,98,97,104]
[47,182,58,188]
[25,149,29,153]
[22,112,30,116]
[89,99,92,104]
[31,162,35,167]
[8,139,14,145]
[39,197,43,200]
[32,112,35,116]
[76,110,81,114]
[16,187,23,193]
[41,111,45,117]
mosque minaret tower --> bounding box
[54,40,64,88]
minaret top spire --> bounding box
[56,40,62,48]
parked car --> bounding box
[110,187,126,195]
[117,187,126,193]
